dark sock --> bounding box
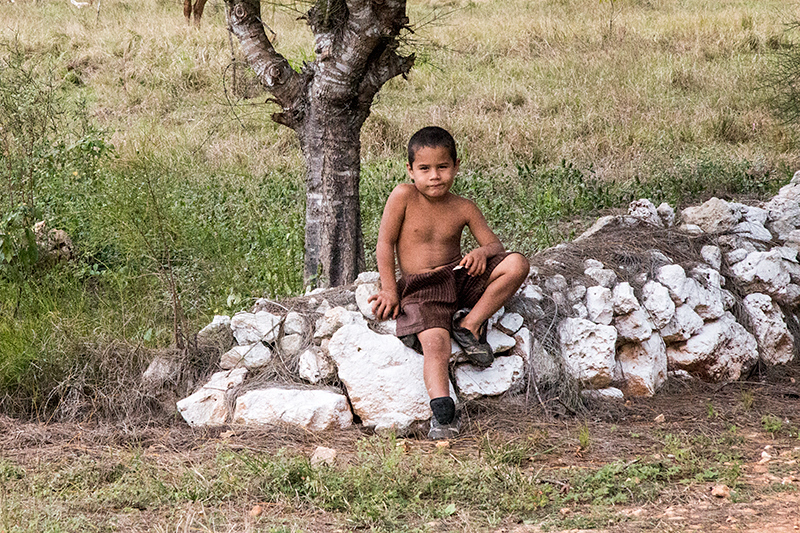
[430,397,455,425]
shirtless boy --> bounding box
[369,126,530,439]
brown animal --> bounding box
[184,0,208,27]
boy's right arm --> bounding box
[369,186,408,320]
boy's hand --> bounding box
[369,289,400,321]
[460,248,489,276]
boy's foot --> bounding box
[451,308,493,368]
[428,413,460,440]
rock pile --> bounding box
[169,171,800,434]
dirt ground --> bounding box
[2,363,800,532]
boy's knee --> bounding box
[418,328,451,353]
[505,253,530,279]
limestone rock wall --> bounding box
[169,171,800,433]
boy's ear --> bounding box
[455,158,460,172]
[406,161,414,179]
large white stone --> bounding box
[657,203,676,227]
[685,268,725,321]
[487,327,517,353]
[177,368,248,427]
[641,280,675,329]
[328,324,455,431]
[499,312,524,334]
[764,179,800,241]
[314,306,368,339]
[355,271,381,285]
[298,347,337,384]
[612,282,639,315]
[575,215,617,241]
[659,304,704,343]
[666,312,758,382]
[628,199,662,227]
[656,264,689,304]
[700,245,722,270]
[233,388,352,431]
[742,293,795,365]
[584,267,617,288]
[614,308,654,343]
[220,343,272,370]
[454,355,525,400]
[585,286,613,325]
[731,250,797,305]
[520,284,544,302]
[680,197,741,233]
[566,284,587,304]
[284,311,307,336]
[616,334,667,397]
[558,318,617,388]
[279,334,304,357]
[355,282,380,320]
[545,274,568,293]
[231,311,282,345]
[733,220,772,242]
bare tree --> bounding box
[225,0,414,287]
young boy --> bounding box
[369,126,530,439]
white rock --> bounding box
[521,284,544,301]
[177,368,248,427]
[764,179,800,241]
[657,203,676,227]
[545,274,568,293]
[355,271,381,285]
[499,312,524,334]
[731,250,796,305]
[581,387,625,400]
[726,248,749,264]
[558,318,617,388]
[314,306,368,339]
[659,304,704,343]
[279,334,304,357]
[701,245,722,270]
[614,308,654,343]
[584,267,617,288]
[679,223,704,235]
[488,306,505,329]
[612,282,639,315]
[572,303,588,319]
[666,312,758,382]
[733,220,772,242]
[740,204,769,225]
[142,355,179,389]
[487,328,517,353]
[641,280,675,329]
[233,388,352,431]
[454,355,525,400]
[219,343,272,370]
[628,199,662,227]
[566,284,587,304]
[585,286,613,325]
[681,197,741,233]
[513,327,559,385]
[656,264,689,304]
[742,293,795,365]
[284,311,306,336]
[615,334,667,397]
[298,347,337,384]
[310,446,337,466]
[355,282,380,320]
[328,325,455,432]
[231,311,282,345]
[316,299,333,314]
[775,246,799,263]
[584,258,604,270]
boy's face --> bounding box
[406,145,459,200]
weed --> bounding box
[740,389,754,411]
[762,414,785,436]
[706,400,718,419]
[578,424,591,450]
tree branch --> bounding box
[226,0,309,129]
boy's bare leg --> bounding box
[457,253,530,340]
[416,327,452,399]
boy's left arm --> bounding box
[460,200,505,276]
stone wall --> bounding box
[167,171,800,433]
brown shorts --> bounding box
[395,252,514,337]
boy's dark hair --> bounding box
[407,126,457,166]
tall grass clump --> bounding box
[766,19,800,125]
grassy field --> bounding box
[0,0,799,411]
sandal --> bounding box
[451,308,493,368]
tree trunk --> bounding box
[299,105,364,287]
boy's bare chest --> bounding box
[401,202,466,244]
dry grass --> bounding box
[0,0,797,179]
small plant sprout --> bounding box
[762,414,783,436]
[740,389,754,411]
[578,424,591,451]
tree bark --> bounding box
[225,0,413,287]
